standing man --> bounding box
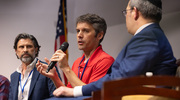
[45,0,178,99]
[9,33,58,100]
[36,13,114,89]
[0,75,10,100]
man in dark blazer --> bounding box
[9,33,59,100]
[45,0,178,99]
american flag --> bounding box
[55,0,68,85]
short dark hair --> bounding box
[76,13,107,43]
[13,33,41,57]
[130,0,162,22]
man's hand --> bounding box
[36,58,58,79]
[53,86,74,97]
[51,50,69,69]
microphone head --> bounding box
[46,42,69,73]
[60,42,69,52]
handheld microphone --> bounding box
[46,42,69,73]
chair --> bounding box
[175,58,180,91]
[176,58,180,77]
[83,90,101,100]
[102,75,180,100]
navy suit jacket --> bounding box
[82,23,178,96]
[9,60,57,100]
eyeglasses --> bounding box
[122,8,133,16]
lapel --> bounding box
[28,64,40,98]
[11,72,20,100]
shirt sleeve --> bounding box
[73,86,83,97]
[0,77,10,100]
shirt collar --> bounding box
[79,45,102,67]
[134,23,154,36]
[17,58,37,73]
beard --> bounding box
[20,53,35,64]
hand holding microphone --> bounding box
[46,42,69,73]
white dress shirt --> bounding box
[17,58,37,100]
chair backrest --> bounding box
[176,59,180,66]
[176,58,180,78]
[102,75,180,100]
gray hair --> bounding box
[76,13,107,43]
[130,0,162,22]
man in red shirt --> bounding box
[36,13,114,92]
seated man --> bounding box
[9,33,60,100]
[36,14,114,89]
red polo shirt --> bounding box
[67,45,114,88]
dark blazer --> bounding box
[9,60,57,100]
[82,23,178,96]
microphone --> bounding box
[46,42,69,73]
